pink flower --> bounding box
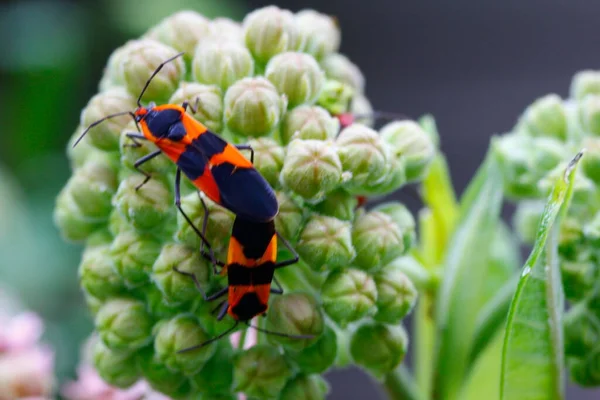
[0,345,54,400]
[0,312,44,353]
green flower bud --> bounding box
[191,341,234,396]
[67,126,98,170]
[581,136,600,185]
[280,374,330,400]
[142,284,181,320]
[352,210,405,271]
[321,268,376,326]
[579,94,600,136]
[372,202,416,251]
[192,39,254,92]
[373,264,417,323]
[518,94,567,140]
[137,347,189,395]
[512,200,545,244]
[565,303,600,358]
[571,70,600,100]
[247,137,285,188]
[209,18,244,43]
[85,229,114,248]
[383,256,434,292]
[562,259,597,302]
[280,139,344,201]
[266,292,323,351]
[113,174,174,233]
[96,297,153,350]
[169,82,224,132]
[274,190,304,240]
[98,42,131,91]
[286,325,337,374]
[569,355,600,387]
[265,52,325,108]
[321,53,365,94]
[224,77,287,137]
[355,148,407,196]
[154,314,216,375]
[119,123,174,175]
[296,9,340,60]
[84,293,103,316]
[243,6,301,65]
[351,94,374,127]
[93,339,139,388]
[337,124,388,191]
[280,105,339,144]
[380,120,435,182]
[297,215,355,270]
[54,186,104,242]
[80,87,137,151]
[145,11,211,56]
[110,229,161,286]
[152,243,211,304]
[121,39,185,103]
[175,192,234,254]
[317,79,353,116]
[312,188,357,221]
[108,208,127,237]
[350,321,408,379]
[79,245,126,300]
[494,134,565,199]
[233,344,292,399]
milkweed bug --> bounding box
[174,214,312,352]
[73,52,279,256]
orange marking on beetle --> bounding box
[210,144,253,168]
[192,166,221,204]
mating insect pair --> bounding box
[75,52,310,349]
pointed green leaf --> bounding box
[500,151,583,400]
[432,151,504,400]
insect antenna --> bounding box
[73,111,136,148]
[137,52,185,107]
[176,321,239,354]
[246,321,315,340]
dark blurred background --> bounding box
[1,0,599,398]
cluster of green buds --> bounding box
[495,71,600,386]
[54,6,435,398]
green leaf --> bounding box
[432,150,504,400]
[500,151,583,400]
[461,331,504,400]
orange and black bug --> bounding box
[174,215,312,351]
[73,53,278,254]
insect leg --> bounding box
[273,232,300,269]
[133,150,161,190]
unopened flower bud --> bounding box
[373,202,416,251]
[286,325,337,374]
[561,259,597,302]
[571,70,600,100]
[280,139,343,201]
[317,79,353,116]
[54,186,103,242]
[98,42,132,91]
[79,245,126,300]
[350,94,374,127]
[266,293,323,351]
[80,87,136,151]
[373,264,417,323]
[280,374,330,400]
[265,52,325,108]
[145,11,211,56]
[350,322,408,379]
[322,268,376,326]
[321,53,365,94]
[519,94,567,140]
[380,120,435,182]
[142,284,180,320]
[297,215,355,270]
[121,40,185,103]
[296,9,340,60]
[110,229,161,286]
[312,188,357,221]
[209,18,244,43]
[512,200,545,244]
[383,256,433,292]
[280,105,339,144]
[243,6,301,65]
[169,82,223,132]
[113,175,174,233]
[192,39,254,92]
[154,314,216,375]
[337,124,388,191]
[274,190,304,240]
[190,341,234,397]
[93,340,139,388]
[233,344,292,398]
[248,137,285,188]
[67,126,98,170]
[579,94,600,136]
[119,123,173,175]
[356,149,407,196]
[564,303,600,358]
[137,347,189,395]
[352,210,405,271]
[95,298,153,351]
[569,355,600,387]
[224,77,287,137]
[152,243,211,304]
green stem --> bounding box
[384,364,423,400]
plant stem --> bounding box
[384,364,423,400]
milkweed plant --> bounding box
[50,5,597,400]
